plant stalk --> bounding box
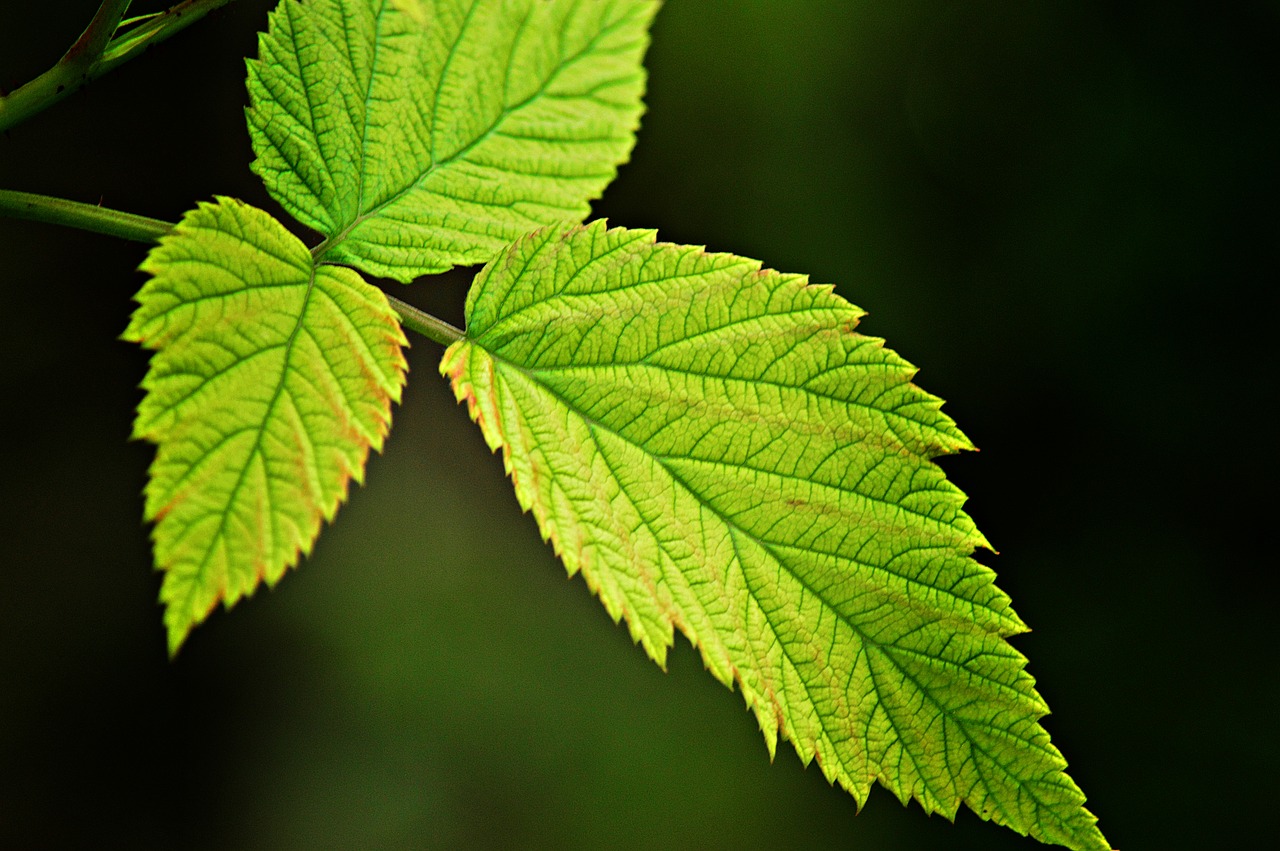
[0,0,239,133]
[383,294,465,346]
[0,188,466,344]
[0,188,172,242]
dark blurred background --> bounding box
[2,1,1276,848]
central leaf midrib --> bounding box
[487,349,1066,825]
[711,471,1053,828]
[572,374,947,805]
[495,352,988,618]
[519,360,950,457]
[181,264,321,606]
[312,5,636,264]
[493,352,976,666]
[348,0,391,240]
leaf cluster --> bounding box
[14,1,1113,848]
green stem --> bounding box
[383,294,465,346]
[0,188,466,344]
[77,1,135,65]
[98,0,238,69]
[0,188,172,243]
[0,0,238,133]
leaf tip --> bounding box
[162,589,210,660]
[165,623,191,659]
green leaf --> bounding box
[246,0,656,282]
[442,221,1109,851]
[124,197,408,654]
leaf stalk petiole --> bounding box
[382,294,465,346]
[0,188,172,243]
[0,188,465,345]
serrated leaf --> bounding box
[246,0,656,282]
[124,197,408,654]
[441,221,1109,851]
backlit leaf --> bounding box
[246,0,656,281]
[124,197,408,654]
[442,221,1109,851]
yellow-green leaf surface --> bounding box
[442,222,1109,850]
[247,0,656,282]
[124,198,408,654]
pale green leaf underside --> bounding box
[247,0,656,282]
[125,197,408,654]
[442,222,1108,851]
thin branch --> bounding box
[0,188,467,346]
[0,188,172,243]
[0,0,238,133]
[68,1,135,67]
[384,294,466,346]
[98,0,238,70]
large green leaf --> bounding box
[246,0,656,281]
[124,198,408,654]
[442,221,1109,850]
